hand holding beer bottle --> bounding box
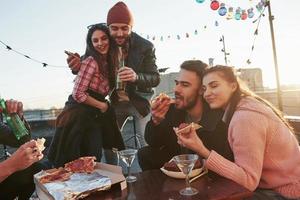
[0,98,30,140]
[116,47,138,87]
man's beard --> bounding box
[112,35,130,47]
[175,92,198,111]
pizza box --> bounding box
[34,162,127,200]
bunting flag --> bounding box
[0,40,67,68]
[139,22,216,42]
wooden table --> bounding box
[87,170,253,200]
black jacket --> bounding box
[111,32,160,117]
[144,104,234,173]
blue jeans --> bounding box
[104,93,152,165]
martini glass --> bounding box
[118,149,138,183]
[173,154,199,196]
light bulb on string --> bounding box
[194,30,198,35]
[218,3,227,16]
[210,0,220,11]
[256,2,264,13]
[247,8,255,18]
[196,0,205,3]
[215,20,219,26]
[235,7,241,20]
[261,0,268,6]
[226,7,234,20]
[241,10,248,20]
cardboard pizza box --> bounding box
[34,162,127,200]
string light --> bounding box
[245,6,266,65]
[0,40,67,68]
[196,0,268,21]
[139,22,216,42]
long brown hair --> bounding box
[203,65,294,132]
[83,23,117,89]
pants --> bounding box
[115,101,150,147]
[104,99,151,165]
[137,146,174,171]
[245,188,299,200]
[0,162,43,200]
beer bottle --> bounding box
[116,47,125,90]
[0,98,30,140]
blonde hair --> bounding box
[203,65,294,132]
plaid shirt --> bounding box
[72,56,110,103]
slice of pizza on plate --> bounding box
[39,167,72,184]
[64,156,96,173]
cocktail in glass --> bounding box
[173,154,199,196]
[118,149,138,183]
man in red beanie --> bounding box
[107,1,134,46]
[67,1,160,164]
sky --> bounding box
[0,0,299,109]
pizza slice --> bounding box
[39,167,72,184]
[174,122,202,135]
[64,156,96,173]
[151,93,175,106]
[36,138,46,152]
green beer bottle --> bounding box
[116,47,126,90]
[0,98,30,140]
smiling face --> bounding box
[202,71,237,109]
[109,23,132,46]
[174,69,203,111]
[91,30,110,55]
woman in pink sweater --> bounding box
[177,66,300,199]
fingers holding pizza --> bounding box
[151,93,175,125]
[151,93,175,108]
[174,122,211,159]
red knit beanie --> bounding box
[107,2,134,26]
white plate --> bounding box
[160,167,203,179]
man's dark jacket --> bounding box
[73,32,160,117]
[111,32,160,117]
[144,103,234,172]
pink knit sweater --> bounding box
[206,97,300,199]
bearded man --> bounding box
[138,60,234,172]
[67,2,160,164]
